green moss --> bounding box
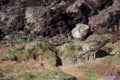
[43,50,56,67]
[0,76,17,80]
[9,33,30,43]
[23,71,72,80]
[66,44,81,55]
[24,73,46,80]
[37,41,48,49]
[0,54,8,59]
[100,36,109,41]
[100,46,109,51]
[9,48,30,61]
[69,45,81,58]
[32,43,56,67]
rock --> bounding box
[24,41,37,50]
[25,6,48,35]
[39,1,87,38]
[40,8,69,37]
[89,0,120,34]
[0,0,10,7]
[71,23,89,40]
[47,34,70,46]
[66,0,83,13]
[66,0,111,16]
[110,40,120,55]
[0,11,24,35]
[25,6,48,23]
[56,43,81,65]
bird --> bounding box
[74,39,109,63]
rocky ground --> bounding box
[0,0,120,80]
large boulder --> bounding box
[25,6,48,23]
[71,23,89,40]
[66,0,111,16]
[0,11,24,35]
[25,6,48,35]
[89,0,120,34]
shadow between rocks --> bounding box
[96,50,109,58]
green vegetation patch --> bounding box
[100,46,110,51]
[23,71,73,80]
[0,54,8,60]
[9,48,30,61]
[0,76,17,80]
[14,33,30,42]
[100,36,109,41]
[37,41,48,49]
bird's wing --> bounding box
[89,41,108,51]
[82,41,101,51]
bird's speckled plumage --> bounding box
[76,39,109,61]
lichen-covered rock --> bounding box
[71,23,89,39]
[56,43,81,65]
[25,7,48,23]
[25,6,48,35]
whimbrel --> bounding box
[75,39,109,62]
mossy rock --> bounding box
[28,42,58,67]
[58,43,82,65]
[0,54,8,60]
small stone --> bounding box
[71,23,89,39]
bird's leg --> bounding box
[82,51,97,61]
[82,53,89,61]
[93,52,96,60]
[87,51,97,61]
[73,57,77,64]
[93,50,97,60]
[89,51,96,61]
